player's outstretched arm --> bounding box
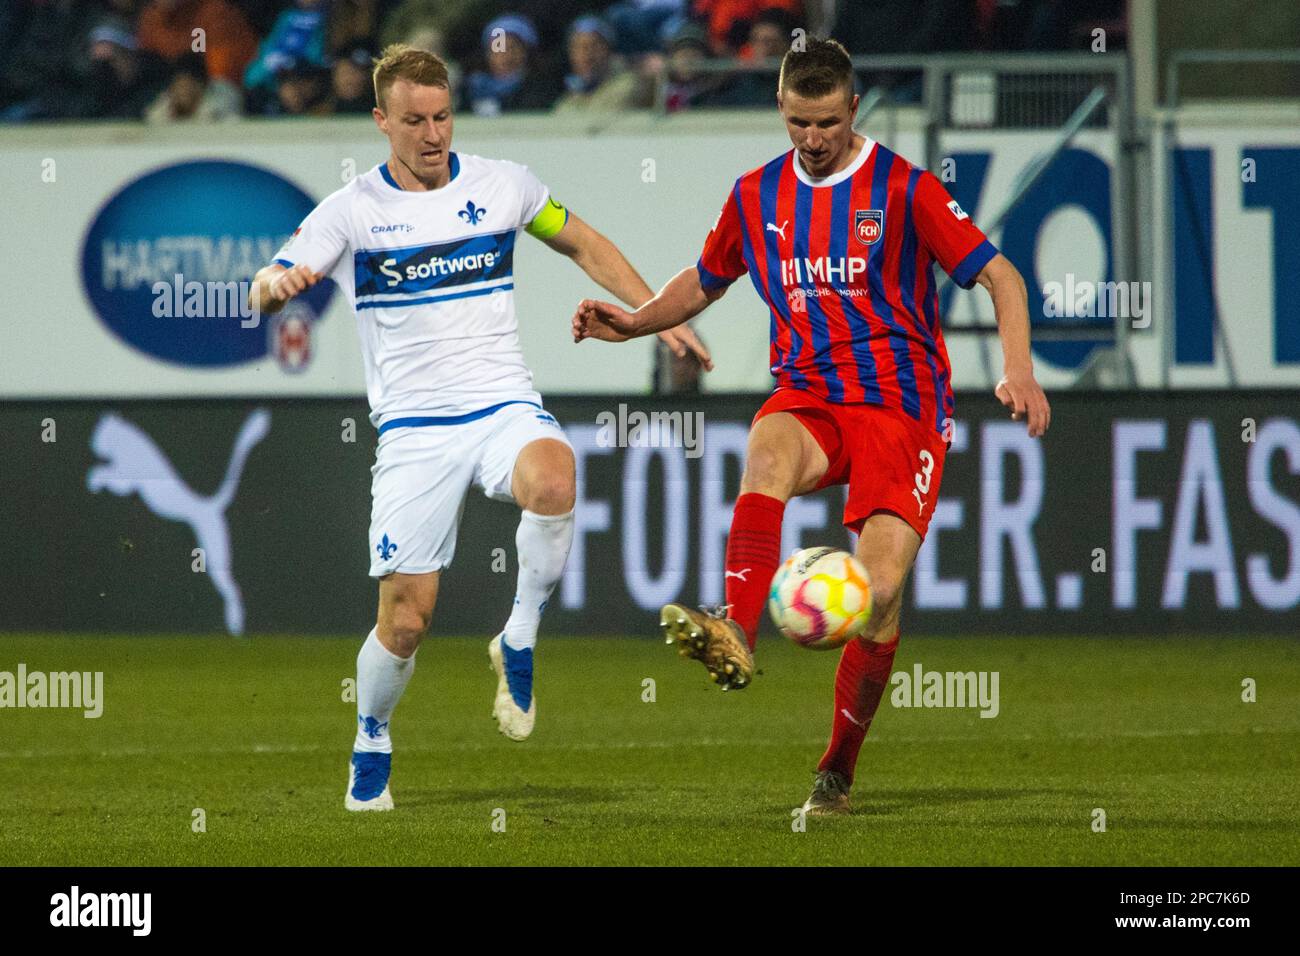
[975,253,1051,437]
[543,212,712,369]
[572,265,722,345]
[247,263,323,317]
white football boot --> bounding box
[345,751,394,811]
[488,633,536,741]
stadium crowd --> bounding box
[0,0,1125,122]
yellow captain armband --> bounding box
[525,197,569,239]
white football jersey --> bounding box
[273,153,556,428]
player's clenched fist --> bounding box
[572,298,636,343]
[269,264,324,304]
[248,263,324,317]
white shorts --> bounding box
[367,401,570,577]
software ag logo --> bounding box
[81,160,335,369]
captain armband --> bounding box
[525,197,569,239]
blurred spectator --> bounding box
[271,58,334,116]
[144,49,240,122]
[243,0,330,96]
[378,0,468,96]
[332,46,376,114]
[0,0,93,121]
[81,19,170,119]
[657,20,735,112]
[715,7,803,106]
[136,0,259,86]
[739,6,800,61]
[693,0,804,55]
[380,0,473,50]
[604,0,687,55]
[553,16,649,114]
[463,13,559,116]
[82,21,170,120]
[329,0,398,55]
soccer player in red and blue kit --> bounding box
[573,38,1050,814]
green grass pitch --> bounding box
[1,633,1296,866]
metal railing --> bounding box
[1165,49,1300,107]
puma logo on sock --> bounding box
[840,708,869,729]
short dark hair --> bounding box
[778,37,854,99]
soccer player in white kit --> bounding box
[248,45,711,811]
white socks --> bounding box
[351,508,572,751]
[502,509,575,651]
[353,628,415,754]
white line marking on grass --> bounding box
[0,725,1294,760]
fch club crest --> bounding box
[854,209,883,245]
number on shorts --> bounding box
[914,449,934,495]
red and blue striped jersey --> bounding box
[697,138,998,436]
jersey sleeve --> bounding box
[272,191,349,276]
[515,165,556,231]
[912,171,998,289]
[696,186,747,293]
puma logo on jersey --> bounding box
[765,220,789,240]
[911,488,927,516]
[725,568,752,581]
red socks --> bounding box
[727,489,897,784]
[724,492,785,650]
[817,631,900,784]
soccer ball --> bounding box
[767,547,873,650]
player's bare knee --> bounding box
[740,445,797,498]
[522,473,575,515]
[867,571,905,626]
[514,441,575,514]
[382,596,432,656]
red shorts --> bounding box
[753,388,949,539]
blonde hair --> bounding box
[372,43,450,112]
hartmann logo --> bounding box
[81,160,333,367]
